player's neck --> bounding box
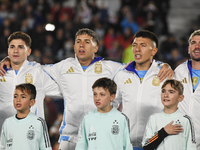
[11,62,23,70]
[191,60,200,70]
[135,62,151,71]
[79,58,93,67]
[16,110,30,118]
[163,107,178,114]
[98,106,113,113]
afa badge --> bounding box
[27,129,35,140]
[152,76,160,86]
[25,73,33,84]
[192,77,198,86]
[94,62,102,74]
[111,120,119,135]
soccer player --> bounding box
[142,79,196,150]
[75,77,132,150]
[0,28,173,150]
[0,83,52,150]
[0,31,61,132]
[113,30,173,150]
[174,29,200,149]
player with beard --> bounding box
[175,29,200,150]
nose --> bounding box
[195,42,200,48]
[134,45,140,52]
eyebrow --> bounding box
[76,39,91,42]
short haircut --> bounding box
[188,29,200,44]
[133,30,158,48]
[161,79,184,95]
[8,31,32,47]
[75,28,99,45]
[15,83,36,100]
[92,77,117,95]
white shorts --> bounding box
[58,140,76,150]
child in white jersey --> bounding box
[0,83,52,150]
[75,77,133,150]
[142,79,196,150]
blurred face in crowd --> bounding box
[132,37,157,70]
[74,34,98,66]
[188,35,200,61]
[8,39,31,70]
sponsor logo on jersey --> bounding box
[6,138,13,147]
[0,77,6,82]
[192,77,198,86]
[25,73,33,84]
[111,120,119,135]
[27,125,35,140]
[94,62,102,74]
[181,77,187,83]
[124,78,132,84]
[66,67,75,73]
[88,127,97,141]
[152,76,160,86]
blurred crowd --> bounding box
[0,0,200,149]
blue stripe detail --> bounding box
[35,108,37,115]
[133,147,143,150]
[59,98,67,134]
[125,61,139,76]
[187,60,193,82]
[3,66,8,72]
[28,61,37,66]
[89,56,103,66]
[60,136,70,141]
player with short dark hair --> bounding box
[0,83,52,150]
[76,78,132,150]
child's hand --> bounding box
[164,121,183,135]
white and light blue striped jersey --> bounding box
[113,59,165,148]
[0,60,62,132]
[42,56,124,143]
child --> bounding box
[75,77,133,150]
[142,79,196,150]
[0,83,52,150]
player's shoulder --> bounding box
[101,59,123,67]
[175,60,188,71]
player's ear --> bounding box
[110,94,116,102]
[178,95,184,102]
[27,48,32,56]
[151,47,158,57]
[30,99,35,107]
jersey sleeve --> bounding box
[40,66,62,98]
[142,116,168,150]
[123,115,133,150]
[37,118,52,150]
[184,115,197,149]
[112,72,123,109]
[75,118,88,150]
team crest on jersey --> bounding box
[25,73,33,84]
[111,120,119,135]
[94,62,102,74]
[192,77,198,86]
[27,125,35,140]
[152,76,160,86]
